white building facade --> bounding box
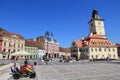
[71,9,118,60]
[25,40,41,59]
[37,48,46,59]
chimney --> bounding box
[89,33,93,37]
[82,36,84,40]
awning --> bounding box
[30,52,38,55]
[11,51,31,56]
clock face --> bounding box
[95,21,103,26]
[98,22,101,25]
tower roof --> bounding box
[92,9,101,19]
[89,9,104,23]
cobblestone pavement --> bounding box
[0,67,12,80]
[36,63,120,80]
[9,61,120,80]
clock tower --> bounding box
[88,9,106,38]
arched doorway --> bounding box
[54,54,57,58]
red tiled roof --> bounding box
[116,44,120,47]
[0,30,24,39]
[25,40,41,48]
[75,40,82,48]
[75,34,116,47]
[59,47,71,53]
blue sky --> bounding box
[0,0,120,48]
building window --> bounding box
[30,56,32,59]
[13,49,15,53]
[86,49,88,52]
[98,41,100,45]
[108,54,111,58]
[91,55,94,58]
[3,49,6,52]
[18,44,20,48]
[25,48,27,51]
[83,49,86,52]
[99,48,102,52]
[14,44,15,47]
[109,48,111,52]
[91,23,93,26]
[3,56,6,58]
[91,48,93,52]
[22,44,24,48]
[4,42,6,47]
[96,55,98,58]
[95,48,97,52]
[104,48,106,52]
[102,55,104,58]
[8,49,10,52]
[113,54,116,57]
[9,43,11,47]
[113,48,115,52]
[92,41,95,45]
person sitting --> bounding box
[20,60,33,74]
[20,59,28,74]
[24,59,28,66]
[26,63,33,70]
[20,65,27,74]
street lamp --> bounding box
[44,31,53,63]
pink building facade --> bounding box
[0,28,25,59]
[37,36,59,58]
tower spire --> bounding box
[92,9,101,20]
[88,9,106,38]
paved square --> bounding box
[34,62,120,80]
[9,61,120,80]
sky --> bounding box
[0,0,120,48]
